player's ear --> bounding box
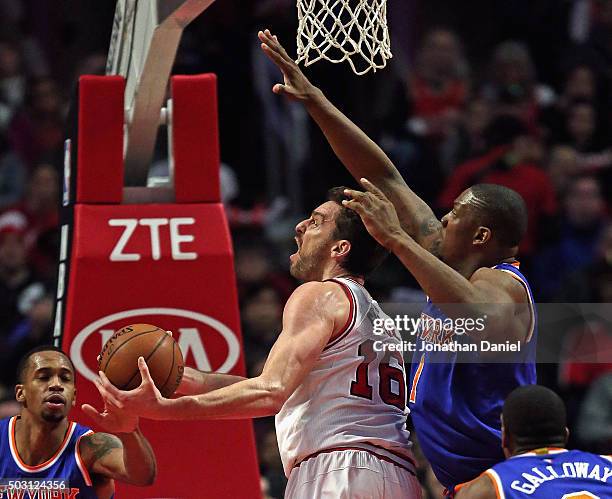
[332,239,351,259]
[473,226,491,245]
[563,426,569,445]
[15,384,25,404]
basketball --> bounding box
[97,323,184,398]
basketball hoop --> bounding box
[296,0,391,75]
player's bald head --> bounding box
[502,385,568,451]
[459,184,528,248]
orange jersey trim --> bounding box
[409,354,425,404]
[9,416,77,472]
[484,469,504,499]
[75,430,94,486]
[496,268,536,343]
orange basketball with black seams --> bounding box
[98,323,184,398]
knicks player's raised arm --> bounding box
[454,474,497,499]
[258,30,442,253]
[95,282,346,420]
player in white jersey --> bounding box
[90,186,421,498]
[277,276,416,489]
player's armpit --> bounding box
[454,474,498,499]
[469,267,532,344]
[81,430,157,486]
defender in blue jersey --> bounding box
[456,385,612,498]
[259,33,536,493]
[0,346,156,498]
[344,181,535,492]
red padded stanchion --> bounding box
[58,76,261,498]
[76,76,124,204]
[172,74,221,203]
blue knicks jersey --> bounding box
[0,416,98,498]
[408,262,537,490]
[480,449,612,498]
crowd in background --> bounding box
[0,1,611,498]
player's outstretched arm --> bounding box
[77,407,157,486]
[258,29,442,254]
[94,282,347,420]
[176,367,246,396]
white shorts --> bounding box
[285,449,422,499]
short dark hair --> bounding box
[327,187,389,277]
[16,345,75,384]
[468,184,528,247]
[503,385,567,448]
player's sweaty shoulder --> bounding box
[286,281,350,331]
[470,266,529,304]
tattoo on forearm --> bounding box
[84,433,122,461]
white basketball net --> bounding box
[296,0,392,75]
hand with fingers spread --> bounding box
[81,400,139,434]
[258,29,320,102]
[91,357,168,420]
[343,178,408,251]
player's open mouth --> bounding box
[290,237,301,260]
[44,394,66,409]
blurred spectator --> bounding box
[531,176,607,300]
[8,76,65,167]
[541,63,609,143]
[241,284,284,376]
[577,0,612,80]
[437,116,557,257]
[557,316,612,447]
[556,222,612,302]
[546,145,580,195]
[557,99,608,153]
[439,97,492,174]
[379,28,470,206]
[405,28,469,142]
[1,162,59,278]
[0,132,25,208]
[0,40,25,129]
[0,284,53,387]
[481,41,555,128]
[234,241,294,302]
[575,372,612,453]
[0,215,45,340]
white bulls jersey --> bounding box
[275,277,414,477]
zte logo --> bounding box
[108,217,197,261]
